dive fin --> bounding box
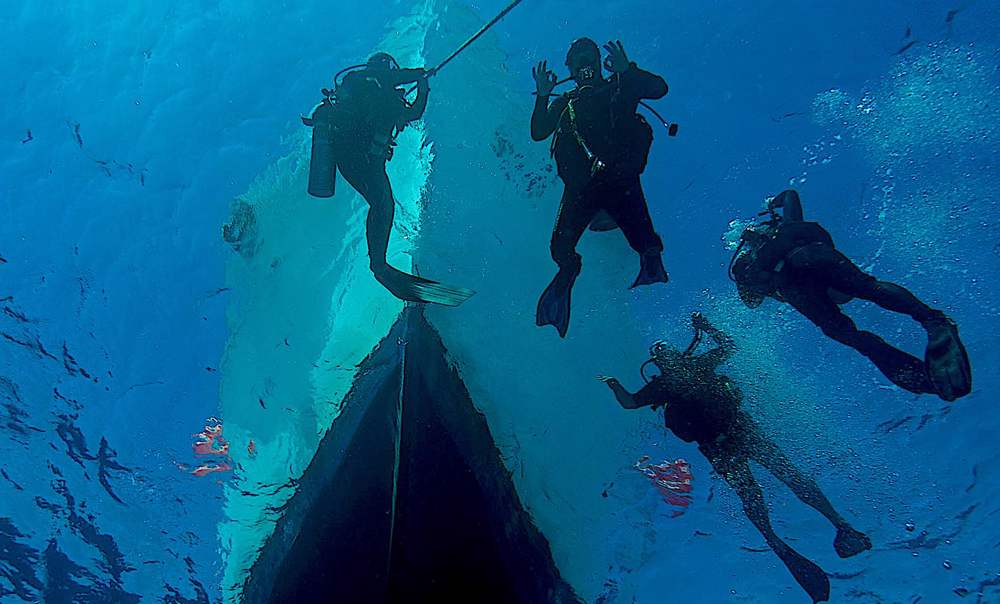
[924,316,972,402]
[536,264,581,338]
[407,279,476,307]
[630,250,669,289]
[834,527,872,559]
[774,544,830,603]
[375,267,475,307]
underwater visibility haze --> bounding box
[1,0,998,602]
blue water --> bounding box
[1,1,998,602]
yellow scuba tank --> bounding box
[304,96,338,198]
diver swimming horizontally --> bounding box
[599,312,871,603]
[530,39,670,337]
[729,189,971,401]
[303,53,474,306]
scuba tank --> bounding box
[302,60,424,198]
[301,64,366,199]
[304,94,338,198]
[727,211,836,298]
[727,211,785,305]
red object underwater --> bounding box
[191,462,232,477]
[635,456,694,517]
[193,418,230,456]
[185,417,233,478]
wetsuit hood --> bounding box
[650,344,687,374]
[366,52,400,73]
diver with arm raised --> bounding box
[530,39,670,337]
[600,312,871,603]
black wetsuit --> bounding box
[335,69,428,281]
[733,190,942,395]
[531,65,666,271]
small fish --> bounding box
[945,8,961,24]
[904,26,912,39]
[894,40,919,56]
[258,397,266,409]
[771,111,805,123]
[740,546,771,553]
[69,122,83,147]
[21,129,33,144]
[247,440,257,457]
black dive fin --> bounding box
[406,279,476,307]
[536,265,580,338]
[834,527,872,559]
[630,251,669,289]
[376,267,475,307]
[775,544,830,603]
[925,317,972,402]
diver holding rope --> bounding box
[302,54,475,306]
[301,1,525,306]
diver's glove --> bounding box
[532,60,558,97]
[691,312,711,332]
[602,40,632,74]
[416,74,430,92]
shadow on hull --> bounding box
[241,308,580,604]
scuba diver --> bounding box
[729,189,971,402]
[530,39,669,337]
[303,52,474,306]
[599,312,871,603]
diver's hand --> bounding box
[416,72,430,92]
[603,40,631,74]
[533,60,557,97]
[599,375,639,409]
[691,312,711,331]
